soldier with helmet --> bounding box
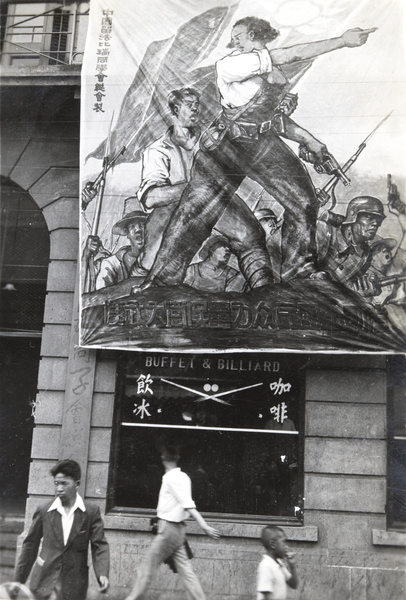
[316,196,386,285]
[364,181,406,317]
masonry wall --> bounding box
[80,354,404,600]
[25,327,406,599]
[302,355,405,600]
[2,85,405,600]
[1,83,82,522]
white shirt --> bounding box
[157,467,196,522]
[216,48,273,108]
[137,128,199,205]
[48,494,86,545]
[257,554,292,600]
[95,246,148,290]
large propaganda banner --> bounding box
[79,0,406,352]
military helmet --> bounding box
[342,196,386,226]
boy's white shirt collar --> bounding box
[48,493,86,515]
[48,494,86,544]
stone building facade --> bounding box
[0,2,405,599]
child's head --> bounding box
[260,525,288,559]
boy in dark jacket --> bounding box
[13,459,109,600]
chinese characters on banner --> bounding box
[92,9,113,114]
[80,0,406,353]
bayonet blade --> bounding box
[105,111,115,162]
[362,111,392,146]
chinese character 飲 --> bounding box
[136,374,154,395]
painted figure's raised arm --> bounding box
[217,48,273,83]
[269,27,377,65]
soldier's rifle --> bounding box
[378,273,406,288]
[81,113,154,211]
[82,115,114,292]
[91,112,114,236]
[354,273,406,301]
[387,174,406,215]
[316,112,393,207]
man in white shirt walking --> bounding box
[125,444,220,600]
[13,460,110,600]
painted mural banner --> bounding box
[80,0,406,352]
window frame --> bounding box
[0,2,87,67]
[386,354,406,532]
[107,352,306,526]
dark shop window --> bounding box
[109,353,305,523]
[387,354,406,531]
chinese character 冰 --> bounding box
[133,399,151,419]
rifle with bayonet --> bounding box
[299,144,351,188]
[81,112,155,211]
[82,125,134,211]
[90,112,114,235]
[316,112,392,208]
[82,114,114,292]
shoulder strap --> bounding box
[226,80,265,122]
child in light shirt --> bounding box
[257,525,298,600]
